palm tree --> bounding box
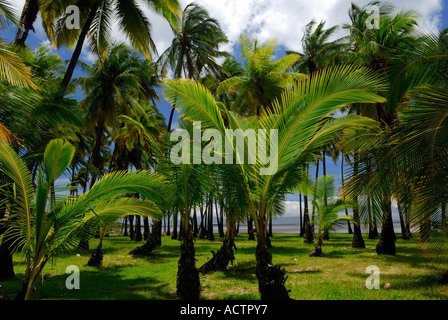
[163,63,386,299]
[343,2,420,255]
[309,175,356,257]
[287,19,347,75]
[78,43,160,187]
[0,138,166,300]
[217,35,304,117]
[380,27,448,261]
[158,2,229,132]
[198,163,249,273]
[0,0,36,89]
[16,0,181,96]
[158,120,210,300]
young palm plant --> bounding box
[0,139,166,300]
[309,175,356,257]
[158,119,211,300]
[163,63,386,299]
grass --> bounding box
[2,232,448,300]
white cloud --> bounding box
[185,0,444,54]
[13,0,444,61]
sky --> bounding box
[4,0,448,218]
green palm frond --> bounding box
[58,170,166,226]
[0,140,34,246]
[163,63,386,232]
[0,0,18,28]
[50,197,164,255]
[0,39,37,89]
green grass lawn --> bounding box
[2,233,447,300]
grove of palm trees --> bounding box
[0,0,448,307]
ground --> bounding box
[1,233,447,300]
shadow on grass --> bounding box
[4,267,177,300]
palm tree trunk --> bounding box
[309,234,323,257]
[397,199,409,240]
[199,218,237,274]
[199,206,206,238]
[87,239,103,268]
[143,217,150,241]
[341,155,353,234]
[123,216,128,236]
[254,218,290,300]
[207,196,214,240]
[311,159,320,235]
[376,198,396,255]
[129,218,161,256]
[248,217,255,240]
[193,207,198,237]
[135,216,142,242]
[129,215,135,240]
[58,1,102,97]
[15,0,40,47]
[166,213,171,236]
[352,153,365,249]
[172,212,178,240]
[177,212,200,300]
[367,194,377,239]
[303,165,314,244]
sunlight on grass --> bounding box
[2,233,447,300]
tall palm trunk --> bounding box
[341,155,353,234]
[299,193,304,236]
[15,0,40,47]
[367,194,378,239]
[375,103,397,255]
[58,1,102,97]
[303,165,314,244]
[207,195,214,240]
[397,199,410,240]
[352,153,365,248]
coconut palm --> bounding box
[198,163,249,274]
[158,2,229,132]
[309,175,356,257]
[158,120,211,300]
[217,35,304,117]
[0,0,36,88]
[0,138,166,300]
[287,19,347,75]
[163,62,386,299]
[16,0,181,96]
[393,85,448,263]
[342,2,422,255]
[78,43,161,187]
